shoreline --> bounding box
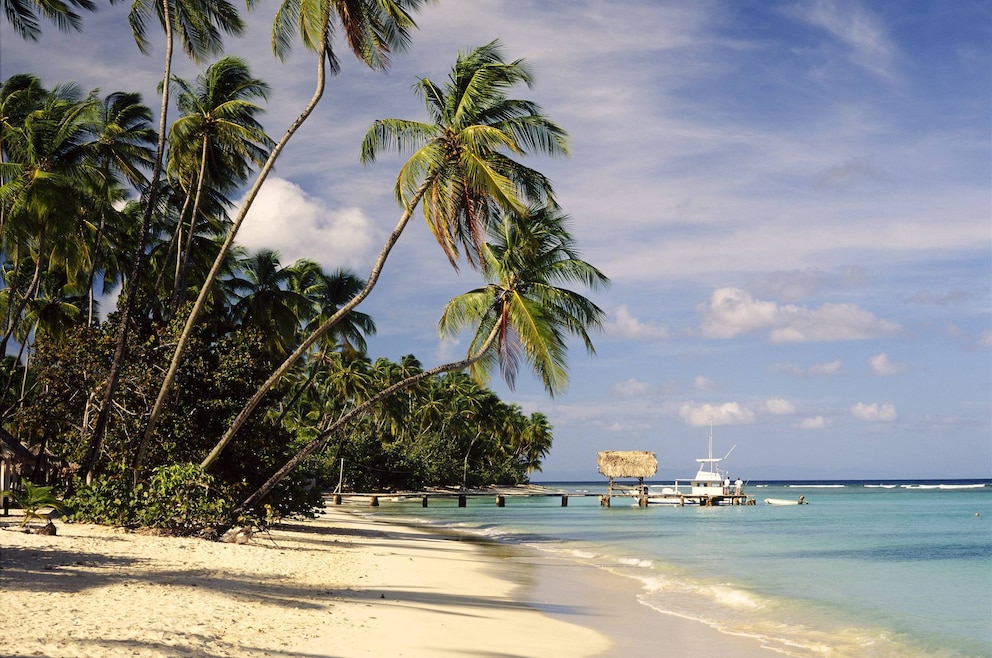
[1,504,783,656]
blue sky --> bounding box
[3,0,989,480]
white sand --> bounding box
[0,506,786,657]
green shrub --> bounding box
[136,463,232,535]
[68,464,233,535]
[67,471,142,527]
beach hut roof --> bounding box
[597,451,657,478]
[1,428,33,464]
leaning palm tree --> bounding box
[85,0,248,482]
[232,204,608,514]
[363,39,569,267]
[143,0,429,475]
[201,40,569,469]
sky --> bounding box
[2,0,990,480]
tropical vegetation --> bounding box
[0,3,608,535]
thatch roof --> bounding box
[1,428,33,464]
[597,451,657,478]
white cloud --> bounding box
[613,378,650,398]
[97,283,122,322]
[797,416,829,430]
[763,398,796,415]
[869,352,908,376]
[434,336,460,364]
[697,288,779,339]
[693,376,717,391]
[679,402,755,427]
[237,177,379,270]
[850,402,897,422]
[607,305,670,340]
[980,330,992,349]
[698,288,900,343]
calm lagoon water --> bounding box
[363,480,992,657]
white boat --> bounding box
[646,427,747,505]
[765,496,809,505]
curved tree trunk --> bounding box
[134,38,331,480]
[233,323,500,515]
[199,177,432,470]
[168,133,210,320]
[81,0,174,485]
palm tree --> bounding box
[0,84,99,357]
[289,260,374,354]
[165,56,273,318]
[361,39,569,267]
[80,91,156,324]
[232,203,607,514]
[1,0,96,41]
[445,205,608,395]
[228,249,309,356]
[201,39,568,469]
[518,411,552,474]
[0,74,47,193]
[85,0,247,482]
[148,0,429,470]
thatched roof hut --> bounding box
[2,428,34,496]
[597,451,657,479]
[1,428,32,465]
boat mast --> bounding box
[707,424,715,474]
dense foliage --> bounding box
[1,3,606,534]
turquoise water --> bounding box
[362,481,992,657]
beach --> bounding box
[0,504,784,657]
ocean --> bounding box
[361,480,992,657]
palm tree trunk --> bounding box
[0,232,46,356]
[233,323,501,515]
[462,434,479,491]
[82,0,174,484]
[0,247,22,355]
[0,333,29,417]
[199,177,432,470]
[163,179,195,320]
[168,134,209,320]
[84,209,108,326]
[135,38,331,480]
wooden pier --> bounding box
[322,448,755,510]
[327,491,591,507]
[325,489,753,508]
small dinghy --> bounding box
[765,496,808,505]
